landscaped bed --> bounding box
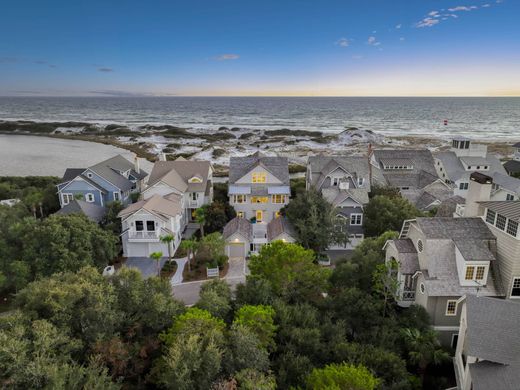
[160,260,178,278]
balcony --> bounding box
[128,230,160,241]
[396,288,416,307]
[455,204,465,217]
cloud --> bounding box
[400,37,405,41]
[215,54,239,61]
[482,3,491,7]
[415,17,440,28]
[97,67,114,72]
[367,36,381,46]
[395,24,402,29]
[0,56,18,64]
[429,10,440,16]
[335,38,351,47]
[448,5,478,11]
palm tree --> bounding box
[160,234,174,262]
[401,328,450,385]
[180,238,199,273]
[150,251,164,276]
[194,206,207,237]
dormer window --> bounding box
[464,265,487,282]
[188,176,203,183]
[332,177,339,186]
[417,239,424,253]
[252,173,266,183]
[87,172,93,178]
[357,177,364,187]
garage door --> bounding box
[126,242,150,257]
[228,243,245,258]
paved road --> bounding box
[124,257,167,278]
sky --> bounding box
[1,0,519,97]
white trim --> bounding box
[59,175,105,194]
[85,193,95,203]
[62,193,73,205]
[510,276,520,298]
[433,325,460,332]
[113,191,120,201]
[446,299,458,316]
[350,213,363,226]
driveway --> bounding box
[124,257,167,278]
[172,257,247,306]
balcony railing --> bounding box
[455,204,465,217]
[401,290,416,301]
[128,231,160,240]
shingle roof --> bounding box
[229,152,289,185]
[60,168,85,184]
[267,217,296,241]
[504,160,520,174]
[373,149,438,174]
[416,217,495,240]
[117,194,183,219]
[435,150,507,182]
[321,187,369,206]
[89,155,136,192]
[479,201,520,222]
[491,172,520,194]
[223,217,253,240]
[55,200,106,223]
[512,142,520,148]
[466,295,520,365]
[469,361,520,390]
[147,159,211,192]
[435,195,465,217]
[392,239,420,274]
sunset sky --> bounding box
[1,0,519,96]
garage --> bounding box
[228,242,245,258]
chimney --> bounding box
[134,156,141,173]
[464,172,492,217]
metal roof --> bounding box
[479,201,520,222]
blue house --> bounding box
[57,155,148,209]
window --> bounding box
[459,182,469,190]
[446,300,458,316]
[357,177,365,187]
[87,172,93,178]
[237,211,244,218]
[332,177,339,186]
[188,176,202,183]
[251,196,268,203]
[506,194,515,201]
[113,192,120,201]
[511,277,520,298]
[496,214,507,230]
[507,220,519,237]
[475,266,486,281]
[485,209,496,225]
[135,221,144,231]
[252,173,266,183]
[146,221,155,231]
[420,283,425,294]
[350,214,363,225]
[85,193,94,203]
[451,334,459,349]
[484,166,488,170]
[465,266,475,281]
[275,211,281,218]
[233,195,246,204]
[256,210,263,222]
[272,194,286,204]
[417,239,424,253]
[191,192,198,201]
[62,193,73,205]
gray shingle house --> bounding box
[454,295,520,390]
[56,199,106,223]
[385,216,503,347]
[503,142,520,177]
[307,155,384,248]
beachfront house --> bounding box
[384,215,503,347]
[454,295,520,390]
[224,152,292,256]
[57,155,147,209]
[434,137,517,200]
[504,142,520,177]
[306,155,385,249]
[141,157,213,226]
[455,172,520,300]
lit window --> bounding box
[233,195,246,204]
[252,173,266,183]
[485,209,496,225]
[251,196,268,204]
[446,300,458,316]
[275,211,281,218]
[475,266,486,280]
[237,212,244,218]
[272,194,286,204]
[350,214,363,225]
[496,214,507,230]
[507,220,518,237]
[465,266,475,280]
[511,277,520,298]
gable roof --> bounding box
[373,149,438,175]
[391,239,420,274]
[117,194,182,220]
[267,217,296,241]
[60,168,86,184]
[435,150,507,182]
[416,217,495,241]
[229,152,289,185]
[147,159,211,192]
[321,187,369,206]
[88,155,138,192]
[55,200,106,223]
[223,217,253,240]
[504,159,520,174]
[479,201,520,222]
[491,172,520,194]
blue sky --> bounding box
[1,0,519,96]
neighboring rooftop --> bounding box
[435,150,506,182]
[118,194,183,220]
[504,159,520,175]
[267,217,296,241]
[391,238,419,274]
[223,217,253,240]
[147,159,212,193]
[229,152,289,185]
[56,199,106,223]
[479,201,520,222]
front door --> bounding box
[256,210,263,222]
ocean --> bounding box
[0,96,519,140]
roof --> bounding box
[469,361,520,390]
[504,159,520,174]
[416,217,496,241]
[267,217,296,241]
[492,172,520,194]
[117,194,183,219]
[89,155,137,192]
[147,159,211,192]
[322,187,369,206]
[61,168,85,184]
[479,201,520,222]
[401,184,454,211]
[460,156,491,167]
[465,295,520,366]
[435,195,465,217]
[379,157,414,167]
[229,152,289,185]
[55,200,106,223]
[512,142,520,148]
[435,150,507,182]
[374,149,437,174]
[392,239,420,274]
[223,217,253,240]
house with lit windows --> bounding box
[384,214,504,347]
[224,152,292,257]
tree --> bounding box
[194,206,207,237]
[150,251,164,276]
[401,328,450,385]
[160,234,174,262]
[197,279,232,320]
[180,238,199,272]
[203,201,236,234]
[223,325,270,376]
[200,232,226,267]
[248,241,330,302]
[364,195,422,237]
[23,188,44,218]
[284,189,348,253]
[101,201,124,235]
[234,368,276,390]
[372,259,399,317]
[305,363,379,390]
[233,305,277,351]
